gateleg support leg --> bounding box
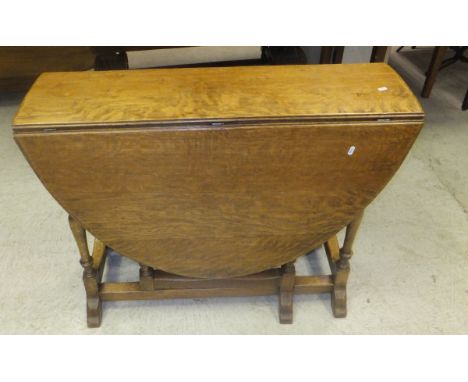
[331,210,364,318]
[69,215,102,328]
[279,262,296,324]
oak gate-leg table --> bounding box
[13,63,424,327]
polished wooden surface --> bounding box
[14,63,422,128]
[14,64,423,279]
[15,120,422,278]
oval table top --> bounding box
[13,64,424,278]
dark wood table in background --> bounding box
[319,46,388,64]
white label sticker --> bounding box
[378,86,388,92]
[348,146,356,156]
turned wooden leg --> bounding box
[139,263,154,291]
[279,262,295,324]
[422,46,448,98]
[332,210,364,318]
[69,215,102,328]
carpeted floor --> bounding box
[0,47,467,334]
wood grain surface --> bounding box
[13,63,423,128]
[15,121,423,278]
[14,63,424,279]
